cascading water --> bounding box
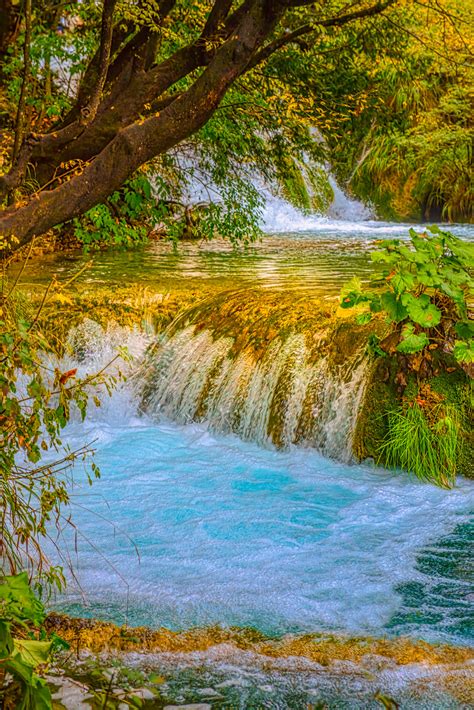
[261,173,373,232]
[144,322,368,461]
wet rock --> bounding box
[163,705,212,710]
[130,687,157,700]
[48,676,93,709]
[195,687,224,698]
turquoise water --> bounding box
[39,221,474,652]
[55,408,473,646]
[37,222,474,706]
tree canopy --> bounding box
[0,0,471,254]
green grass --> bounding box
[378,402,459,488]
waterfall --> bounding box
[178,151,373,235]
[261,186,371,233]
[142,291,370,462]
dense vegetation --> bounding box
[325,0,473,221]
[341,227,473,486]
[0,0,472,256]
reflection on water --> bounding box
[9,237,375,296]
[11,222,474,297]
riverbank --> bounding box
[43,614,474,709]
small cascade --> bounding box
[143,291,370,461]
[261,173,372,232]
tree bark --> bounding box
[0,0,19,55]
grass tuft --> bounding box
[378,402,459,488]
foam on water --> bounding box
[49,327,473,647]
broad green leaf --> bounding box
[355,312,372,325]
[16,677,52,710]
[4,653,34,684]
[416,263,440,287]
[371,250,398,265]
[453,340,474,364]
[402,293,441,328]
[448,239,474,264]
[391,270,415,294]
[14,639,52,667]
[455,321,474,339]
[381,291,407,323]
[396,331,429,354]
[0,573,45,626]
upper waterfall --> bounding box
[261,175,372,233]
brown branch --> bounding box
[201,0,234,38]
[11,0,32,166]
[80,0,117,124]
[250,0,399,68]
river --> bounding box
[25,206,473,707]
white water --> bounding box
[261,174,373,232]
[145,326,368,460]
[49,321,474,649]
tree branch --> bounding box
[250,0,399,68]
[79,0,117,124]
[0,0,283,251]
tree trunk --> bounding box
[0,0,399,252]
[0,0,283,251]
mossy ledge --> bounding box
[25,281,473,480]
[39,615,474,709]
[45,612,473,665]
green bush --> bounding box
[0,572,67,709]
[340,226,474,369]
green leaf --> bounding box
[0,573,45,627]
[0,620,14,658]
[448,239,474,264]
[453,340,474,364]
[380,292,407,323]
[455,321,474,339]
[391,270,415,294]
[340,277,369,309]
[340,291,369,308]
[355,312,372,325]
[396,330,429,354]
[14,639,52,667]
[402,293,441,328]
[367,334,386,358]
[5,653,34,685]
[371,250,398,265]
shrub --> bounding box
[340,226,474,373]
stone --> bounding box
[195,687,224,698]
[130,687,157,700]
[163,705,212,710]
[48,676,93,709]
